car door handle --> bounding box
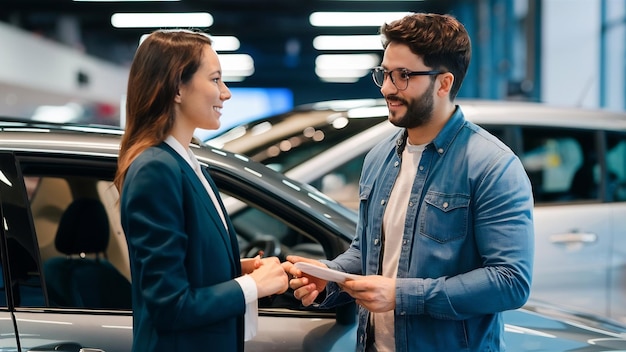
[549,232,597,245]
[28,343,105,352]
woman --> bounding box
[114,29,288,352]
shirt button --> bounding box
[443,202,449,208]
[400,311,406,315]
[419,165,424,171]
[438,148,444,154]
[381,199,386,206]
[394,161,399,167]
[408,201,414,206]
[374,238,379,245]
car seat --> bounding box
[43,198,131,309]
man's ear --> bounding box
[437,72,454,97]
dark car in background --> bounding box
[1,118,626,351]
[206,99,626,323]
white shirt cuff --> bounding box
[235,275,258,341]
[235,274,258,304]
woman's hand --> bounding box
[249,256,289,298]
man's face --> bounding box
[379,42,436,129]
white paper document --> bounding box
[294,262,362,283]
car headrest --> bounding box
[55,198,110,256]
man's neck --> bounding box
[406,104,456,145]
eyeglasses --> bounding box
[371,66,443,91]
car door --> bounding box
[515,127,613,319]
[5,146,357,352]
[0,151,133,352]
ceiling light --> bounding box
[210,36,240,51]
[138,34,239,51]
[309,12,411,27]
[315,53,379,82]
[315,53,379,70]
[313,35,382,50]
[219,54,255,81]
[111,12,213,28]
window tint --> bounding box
[308,152,366,211]
[18,155,130,310]
[228,199,331,312]
[519,127,598,203]
[606,132,626,202]
[224,194,327,263]
[260,117,385,173]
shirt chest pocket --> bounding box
[419,192,470,243]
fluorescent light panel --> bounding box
[315,53,379,82]
[315,53,379,70]
[309,12,411,27]
[211,36,240,51]
[138,34,239,51]
[219,54,255,81]
[313,35,382,50]
[111,12,213,28]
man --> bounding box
[284,12,534,351]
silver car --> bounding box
[207,99,626,324]
[2,117,626,351]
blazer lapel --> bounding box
[161,144,238,269]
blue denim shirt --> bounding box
[321,106,534,351]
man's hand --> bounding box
[282,255,328,306]
[340,275,396,313]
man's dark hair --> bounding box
[380,13,471,100]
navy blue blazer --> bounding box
[120,142,244,352]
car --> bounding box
[206,99,626,324]
[2,117,626,351]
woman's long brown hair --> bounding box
[114,29,212,192]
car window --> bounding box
[10,154,130,310]
[28,173,131,310]
[519,127,597,203]
[220,193,329,311]
[259,115,384,173]
[308,152,366,211]
[606,132,626,202]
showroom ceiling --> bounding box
[2,0,455,102]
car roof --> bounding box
[460,99,626,130]
[302,98,626,131]
[0,117,357,242]
[207,98,626,164]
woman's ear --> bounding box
[174,88,183,103]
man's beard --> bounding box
[387,79,435,129]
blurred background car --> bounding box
[206,98,626,323]
[3,117,626,351]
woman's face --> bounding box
[176,45,232,132]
